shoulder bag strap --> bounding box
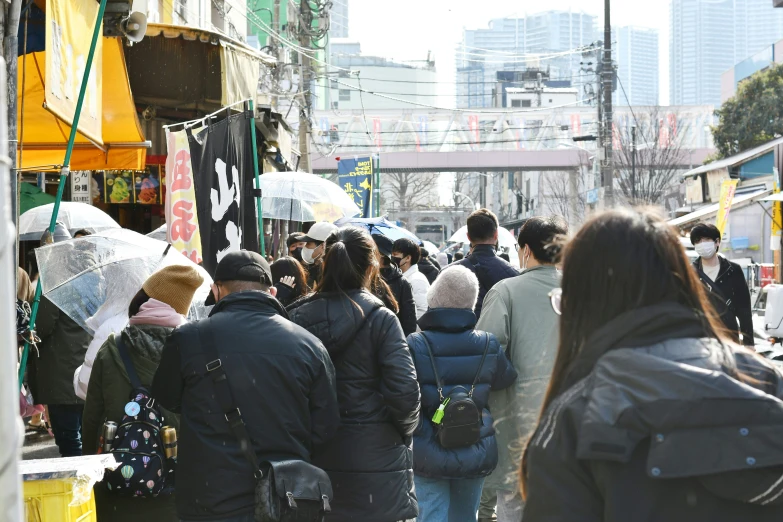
[197,323,261,478]
[468,333,492,397]
[115,334,143,391]
[419,333,445,401]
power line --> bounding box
[316,73,597,86]
[326,135,593,148]
[329,123,599,135]
[330,78,595,113]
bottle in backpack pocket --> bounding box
[101,421,117,453]
[162,426,177,460]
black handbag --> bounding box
[200,324,333,522]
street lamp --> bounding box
[455,192,477,211]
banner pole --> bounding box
[19,0,108,388]
[248,99,265,256]
[374,153,381,218]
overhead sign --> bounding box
[338,157,372,218]
[45,0,103,144]
[715,179,740,235]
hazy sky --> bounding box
[349,0,670,106]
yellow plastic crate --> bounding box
[23,478,96,522]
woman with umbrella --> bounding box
[82,265,204,522]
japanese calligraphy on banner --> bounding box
[71,171,92,204]
[188,112,258,277]
[46,0,102,144]
[338,157,372,218]
[165,128,203,264]
[715,179,739,236]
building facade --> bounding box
[671,0,783,106]
[330,0,349,38]
[613,26,659,106]
[457,11,596,109]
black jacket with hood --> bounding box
[380,265,418,336]
[151,291,340,521]
[418,257,440,284]
[288,290,421,522]
[524,302,783,522]
[693,256,754,346]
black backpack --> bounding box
[104,335,172,497]
[420,332,491,449]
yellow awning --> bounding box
[17,37,148,172]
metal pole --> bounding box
[248,99,265,255]
[631,124,636,202]
[297,0,312,173]
[602,0,614,207]
[374,153,381,217]
[19,0,108,387]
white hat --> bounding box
[302,222,339,243]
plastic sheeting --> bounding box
[258,171,361,222]
[35,229,212,336]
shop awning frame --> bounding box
[668,188,773,228]
[680,137,783,180]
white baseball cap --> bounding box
[302,222,339,243]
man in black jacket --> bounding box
[690,223,754,346]
[417,249,440,284]
[455,209,520,318]
[373,235,418,335]
[152,251,340,522]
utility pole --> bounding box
[631,124,637,202]
[297,0,312,173]
[602,0,614,207]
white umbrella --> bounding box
[20,202,119,241]
[35,229,212,335]
[147,223,168,241]
[258,171,361,222]
[421,240,440,254]
[448,225,518,249]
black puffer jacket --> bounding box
[152,292,340,521]
[693,256,754,346]
[455,245,520,318]
[524,303,783,522]
[288,290,421,522]
[408,309,517,479]
[381,265,418,336]
[418,258,440,284]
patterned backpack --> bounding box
[104,335,172,497]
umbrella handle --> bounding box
[164,244,172,256]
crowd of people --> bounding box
[16,205,783,522]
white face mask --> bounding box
[695,241,717,259]
[301,246,316,265]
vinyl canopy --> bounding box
[17,37,148,172]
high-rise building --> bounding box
[613,26,659,106]
[457,11,595,108]
[670,0,783,106]
[330,0,349,39]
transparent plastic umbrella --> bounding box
[146,224,168,242]
[19,202,120,241]
[258,171,361,222]
[35,229,213,335]
[448,226,518,249]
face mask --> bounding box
[301,247,316,265]
[291,247,303,261]
[390,256,403,267]
[695,241,717,259]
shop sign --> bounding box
[71,171,92,204]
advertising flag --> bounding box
[715,179,740,235]
[338,157,373,218]
[165,128,203,264]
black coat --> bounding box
[151,292,340,521]
[381,265,418,336]
[693,257,754,346]
[288,290,421,522]
[524,303,783,522]
[407,309,517,479]
[455,245,520,318]
[29,297,90,405]
[418,258,440,284]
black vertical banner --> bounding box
[188,111,259,277]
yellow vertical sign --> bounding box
[715,179,739,235]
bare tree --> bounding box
[614,107,687,206]
[540,170,587,226]
[381,172,440,213]
[450,172,481,231]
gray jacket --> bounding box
[476,265,560,491]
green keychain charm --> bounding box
[432,398,450,425]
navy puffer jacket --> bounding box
[407,308,517,479]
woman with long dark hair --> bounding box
[521,208,783,522]
[288,226,421,522]
[270,256,310,307]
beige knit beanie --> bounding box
[427,265,479,310]
[142,265,204,316]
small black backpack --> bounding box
[421,332,491,449]
[104,335,172,497]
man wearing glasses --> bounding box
[476,216,567,522]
